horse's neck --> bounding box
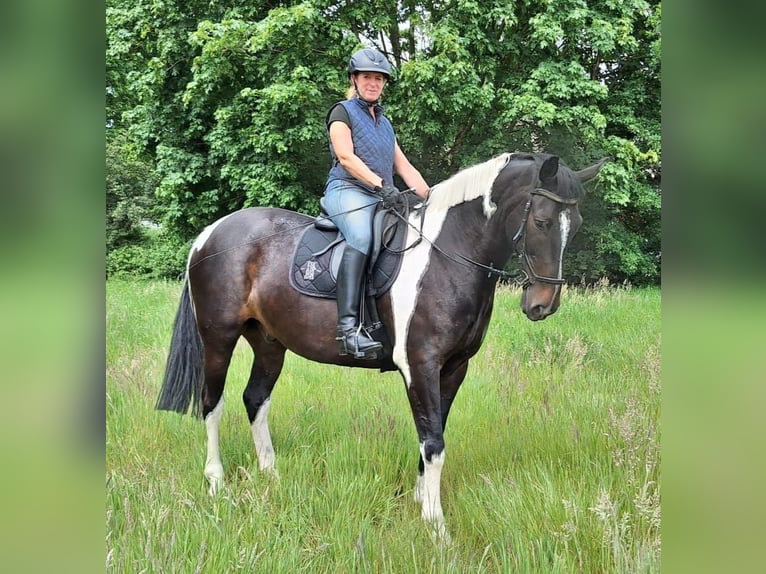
[419,204,508,302]
[449,200,514,267]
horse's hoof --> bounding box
[205,464,224,495]
[207,477,223,496]
[427,521,452,545]
[262,466,280,480]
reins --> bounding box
[387,187,579,288]
[385,203,523,282]
[189,186,577,290]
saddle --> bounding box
[289,196,420,369]
[290,198,408,300]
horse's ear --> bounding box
[539,156,559,184]
[574,157,610,183]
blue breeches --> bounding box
[323,180,379,255]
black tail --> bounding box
[155,278,203,416]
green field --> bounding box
[106,280,660,573]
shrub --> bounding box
[106,233,189,279]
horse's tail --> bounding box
[155,277,203,417]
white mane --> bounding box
[426,153,512,219]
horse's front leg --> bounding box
[411,359,470,541]
[406,363,449,541]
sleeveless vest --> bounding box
[327,98,395,187]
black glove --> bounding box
[376,183,399,199]
[375,184,402,209]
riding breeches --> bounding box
[323,180,379,255]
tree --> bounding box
[107,0,661,284]
[387,0,661,284]
[106,135,158,251]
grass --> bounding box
[106,279,660,573]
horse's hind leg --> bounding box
[242,326,286,475]
[201,333,239,495]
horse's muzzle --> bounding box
[521,285,561,321]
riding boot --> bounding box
[336,246,383,359]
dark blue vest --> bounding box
[327,98,395,187]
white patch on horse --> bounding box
[482,190,497,219]
[187,213,235,317]
[558,209,571,278]
[190,214,231,259]
[390,154,512,386]
[426,153,511,219]
[250,398,277,474]
[549,208,571,302]
[204,397,225,495]
[417,446,448,540]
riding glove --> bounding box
[375,184,402,209]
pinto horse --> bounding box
[156,152,606,539]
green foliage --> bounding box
[106,135,159,251]
[107,0,661,284]
[107,281,660,571]
[106,232,189,279]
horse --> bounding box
[156,152,606,540]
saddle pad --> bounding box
[289,214,407,299]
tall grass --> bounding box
[107,280,660,573]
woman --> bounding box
[324,47,430,360]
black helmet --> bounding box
[348,48,392,79]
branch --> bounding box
[446,117,475,165]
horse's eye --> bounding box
[534,218,549,231]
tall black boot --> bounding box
[336,246,383,359]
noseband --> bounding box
[511,188,579,288]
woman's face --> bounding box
[354,72,386,102]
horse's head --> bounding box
[511,155,607,321]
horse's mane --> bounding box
[427,153,512,218]
[427,152,585,217]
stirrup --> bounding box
[337,326,381,359]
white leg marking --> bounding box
[413,474,425,504]
[204,398,225,495]
[418,445,449,541]
[250,399,277,475]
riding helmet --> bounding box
[348,48,392,79]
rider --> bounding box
[324,47,430,359]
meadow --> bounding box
[106,280,660,573]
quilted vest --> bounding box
[327,98,395,187]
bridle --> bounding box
[421,186,579,287]
[509,188,579,287]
